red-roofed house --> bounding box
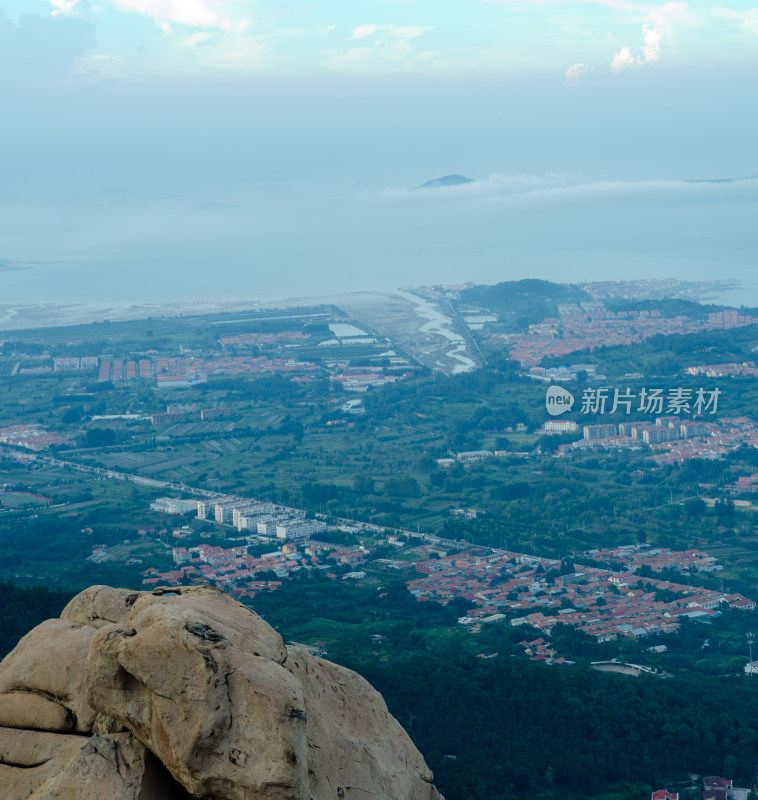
[703,776,732,800]
[652,790,678,800]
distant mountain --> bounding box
[415,174,474,190]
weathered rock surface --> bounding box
[0,618,97,733]
[0,692,74,732]
[0,726,192,799]
[60,584,140,629]
[0,726,87,797]
[0,584,444,800]
[286,648,440,800]
[86,587,308,799]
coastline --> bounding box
[0,278,754,335]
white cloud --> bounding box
[322,24,434,72]
[387,174,758,215]
[383,173,572,204]
[351,24,380,40]
[175,30,272,71]
[713,7,758,37]
[610,2,689,69]
[489,0,657,9]
[565,62,593,84]
[49,0,81,15]
[494,1,702,75]
[349,23,431,43]
[611,45,637,69]
[489,0,627,7]
[641,23,662,61]
[112,0,232,29]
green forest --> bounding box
[358,652,758,800]
[0,583,72,658]
[247,575,758,800]
[2,288,758,800]
[5,574,758,800]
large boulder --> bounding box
[0,726,89,797]
[0,693,74,733]
[286,648,441,800]
[60,584,140,628]
[0,618,97,733]
[0,584,444,800]
[0,726,191,799]
[85,586,308,799]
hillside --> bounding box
[416,175,474,190]
[460,279,591,327]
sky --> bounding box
[0,0,757,308]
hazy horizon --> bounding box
[1,1,757,311]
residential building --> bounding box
[643,427,679,444]
[275,519,328,541]
[151,412,184,426]
[457,450,494,461]
[201,407,230,421]
[150,498,198,515]
[543,420,578,434]
[583,424,617,440]
[651,789,678,800]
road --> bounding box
[0,444,223,499]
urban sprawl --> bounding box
[130,495,757,649]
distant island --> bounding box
[415,174,474,190]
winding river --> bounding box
[398,290,477,375]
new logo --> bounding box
[545,386,575,416]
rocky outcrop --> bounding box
[0,726,192,799]
[0,618,97,733]
[60,585,141,629]
[285,649,438,800]
[0,585,443,800]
